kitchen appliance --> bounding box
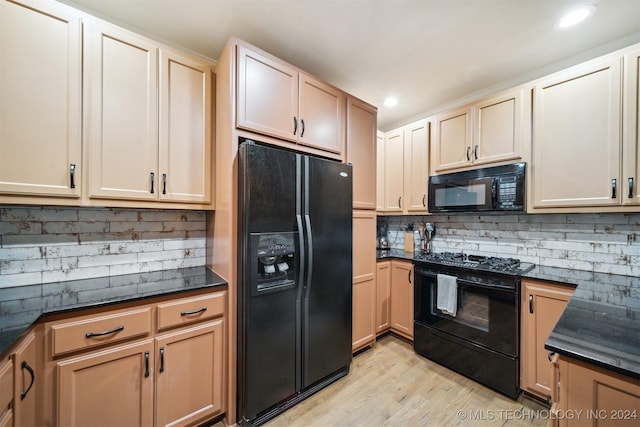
[413,252,534,399]
[428,162,526,213]
[423,222,435,253]
[238,141,353,426]
[377,221,389,249]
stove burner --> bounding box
[414,252,532,274]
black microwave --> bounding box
[428,162,526,213]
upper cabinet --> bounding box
[531,57,622,210]
[378,119,430,214]
[623,46,640,207]
[347,97,377,210]
[431,89,525,173]
[0,0,82,199]
[376,131,385,211]
[237,44,344,159]
[85,19,213,205]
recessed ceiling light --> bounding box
[384,96,398,107]
[556,5,596,29]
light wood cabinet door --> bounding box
[532,58,622,208]
[12,330,37,427]
[299,74,344,155]
[390,260,413,341]
[376,131,385,212]
[236,45,298,142]
[57,339,155,427]
[404,120,429,213]
[520,279,574,400]
[624,47,640,206]
[432,106,472,172]
[375,261,391,335]
[0,355,12,426]
[159,49,213,204]
[474,90,523,166]
[155,320,224,427]
[383,129,404,212]
[0,0,82,198]
[86,20,159,201]
[352,210,376,352]
[347,97,377,210]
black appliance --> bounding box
[428,162,526,213]
[413,252,534,399]
[237,141,353,426]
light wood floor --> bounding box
[262,334,550,427]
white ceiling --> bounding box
[60,0,640,131]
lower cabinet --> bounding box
[375,261,391,335]
[390,260,414,341]
[520,279,575,400]
[550,354,640,427]
[352,210,376,352]
[0,355,12,427]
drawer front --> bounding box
[157,291,226,331]
[51,308,152,357]
[0,358,13,412]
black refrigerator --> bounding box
[237,141,353,426]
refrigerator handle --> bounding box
[304,214,313,293]
[296,214,306,296]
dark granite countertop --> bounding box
[377,250,640,378]
[0,266,227,359]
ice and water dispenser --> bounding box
[250,232,297,294]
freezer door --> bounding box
[302,156,353,387]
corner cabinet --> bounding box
[431,89,525,173]
[352,210,377,352]
[237,44,344,159]
[85,19,213,204]
[520,279,574,400]
[390,260,414,341]
[0,0,82,199]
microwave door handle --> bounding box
[491,180,498,205]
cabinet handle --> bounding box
[301,119,305,137]
[611,178,617,199]
[162,173,167,195]
[20,361,35,401]
[408,270,412,284]
[548,351,556,362]
[398,196,402,208]
[159,347,165,373]
[422,194,426,207]
[69,163,76,189]
[529,294,533,314]
[466,146,470,161]
[546,395,553,406]
[629,177,634,199]
[474,145,478,160]
[293,116,298,135]
[150,172,155,194]
[180,307,207,316]
[144,351,150,377]
[85,325,124,338]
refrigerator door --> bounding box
[302,155,353,387]
[238,143,302,421]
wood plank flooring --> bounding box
[263,334,550,427]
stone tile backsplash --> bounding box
[0,206,206,288]
[380,213,640,277]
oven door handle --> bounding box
[414,269,515,292]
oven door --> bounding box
[428,176,494,212]
[414,269,517,357]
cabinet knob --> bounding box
[293,116,298,135]
[548,351,556,362]
[69,163,76,189]
[150,172,155,194]
[162,173,167,195]
[466,146,471,161]
[301,119,305,137]
[474,144,478,160]
[422,194,426,207]
[611,178,617,199]
[20,361,35,400]
[529,294,533,314]
[398,196,402,208]
[629,177,634,199]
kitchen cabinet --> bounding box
[382,128,405,213]
[0,0,82,199]
[0,354,12,427]
[531,57,622,209]
[352,210,377,352]
[520,279,574,400]
[237,44,344,159]
[86,19,214,204]
[431,89,525,173]
[347,96,377,210]
[550,354,640,427]
[375,261,391,335]
[623,46,640,206]
[0,329,38,427]
[403,119,430,213]
[45,289,227,427]
[376,131,385,211]
[390,260,414,341]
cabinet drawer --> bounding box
[157,291,225,331]
[0,358,13,413]
[51,308,152,357]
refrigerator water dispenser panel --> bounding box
[251,232,298,294]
